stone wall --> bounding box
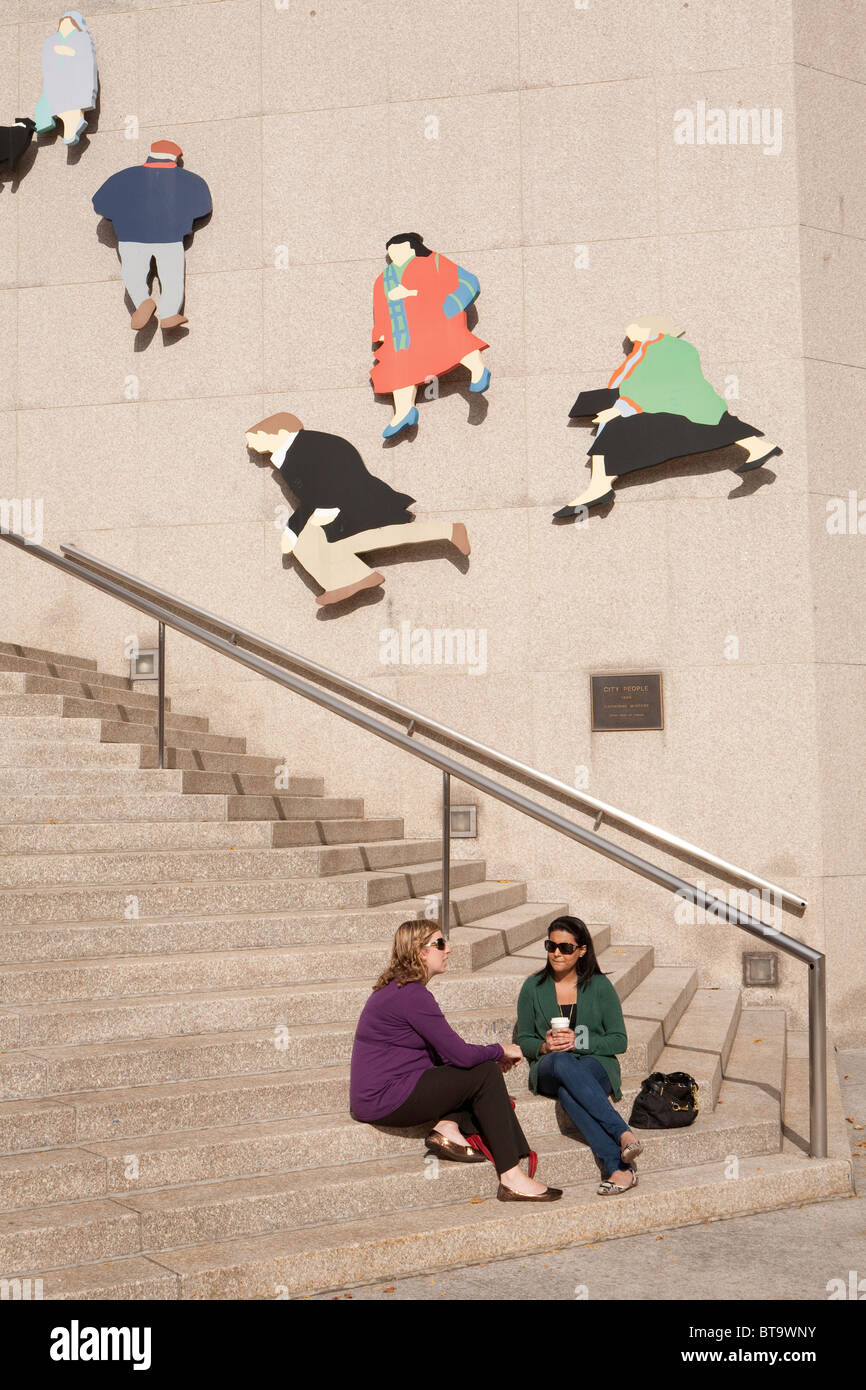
[1,1,862,1042]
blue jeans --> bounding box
[537,1053,630,1179]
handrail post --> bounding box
[157,622,166,771]
[808,954,828,1158]
[441,771,451,939]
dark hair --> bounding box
[535,916,603,985]
[385,232,433,258]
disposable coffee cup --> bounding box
[550,1016,570,1031]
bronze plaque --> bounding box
[590,673,664,732]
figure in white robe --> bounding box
[35,11,98,147]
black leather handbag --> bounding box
[628,1071,699,1129]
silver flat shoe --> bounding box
[597,1167,638,1196]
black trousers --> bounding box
[376,1061,530,1175]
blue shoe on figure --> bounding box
[469,366,491,394]
[382,406,419,438]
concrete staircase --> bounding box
[0,641,853,1299]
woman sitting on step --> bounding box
[350,919,562,1202]
[517,916,642,1195]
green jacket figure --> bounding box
[517,968,627,1099]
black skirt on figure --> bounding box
[571,400,761,478]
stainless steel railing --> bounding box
[0,531,827,1157]
[60,544,807,913]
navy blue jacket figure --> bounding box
[92,141,212,242]
[92,139,212,332]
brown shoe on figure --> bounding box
[451,522,471,556]
[315,571,386,608]
[130,298,156,330]
[160,313,188,330]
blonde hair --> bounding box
[372,919,441,991]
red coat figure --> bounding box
[371,233,490,439]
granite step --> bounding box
[226,794,365,822]
[0,932,496,1010]
[16,674,168,713]
[179,770,333,796]
[0,739,142,769]
[0,858,485,928]
[0,1256,176,1301]
[0,887,530,964]
[1,997,730,1113]
[0,838,386,892]
[4,1010,524,1100]
[445,901,575,968]
[0,689,205,729]
[0,655,134,694]
[0,1046,684,1148]
[651,988,743,1107]
[0,976,510,1048]
[0,642,97,672]
[0,870,384,928]
[269,817,404,848]
[0,793,229,825]
[0,1007,782,1236]
[0,716,105,743]
[60,696,208,732]
[0,1098,78,1155]
[4,1146,852,1296]
[0,768,184,797]
[0,819,274,856]
[1,1068,356,1146]
[0,838,448,892]
[0,1196,141,1275]
[99,720,246,755]
[137,746,311,776]
[154,1150,854,1299]
[0,1097,783,1258]
[1,1069,773,1208]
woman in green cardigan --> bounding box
[517,916,642,1194]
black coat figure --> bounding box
[278,429,416,542]
[0,118,36,174]
[246,413,470,608]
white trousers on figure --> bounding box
[293,519,454,592]
[118,241,185,317]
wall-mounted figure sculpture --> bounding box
[554,316,783,518]
[35,11,98,146]
[0,118,36,177]
[371,233,490,439]
[246,412,471,608]
[92,140,212,331]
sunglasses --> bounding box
[544,939,580,955]
[425,937,447,951]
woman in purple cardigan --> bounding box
[350,919,562,1201]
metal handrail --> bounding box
[59,544,807,914]
[0,532,827,1157]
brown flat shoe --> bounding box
[451,522,471,556]
[315,571,385,607]
[130,298,156,330]
[497,1182,563,1202]
[160,313,188,330]
[424,1132,487,1164]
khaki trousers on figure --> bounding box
[293,519,454,594]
